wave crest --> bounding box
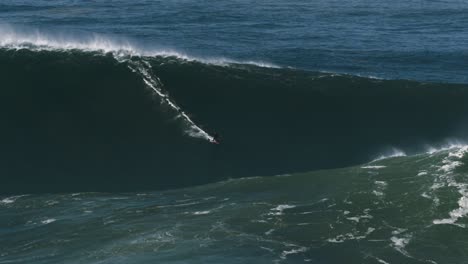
[0,24,278,68]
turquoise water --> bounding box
[2,146,468,263]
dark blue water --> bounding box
[1,0,467,83]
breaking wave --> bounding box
[2,25,468,194]
[0,24,279,67]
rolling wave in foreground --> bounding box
[2,145,468,263]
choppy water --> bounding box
[2,146,468,263]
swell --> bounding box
[1,47,468,194]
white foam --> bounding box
[0,198,15,204]
[432,218,456,225]
[439,160,463,173]
[0,195,27,205]
[346,209,373,223]
[391,228,407,235]
[430,146,468,226]
[346,217,361,222]
[192,210,211,215]
[421,192,431,199]
[375,181,387,187]
[130,62,216,142]
[361,165,386,169]
[274,173,292,177]
[327,228,374,243]
[0,27,130,53]
[373,257,390,264]
[326,237,345,243]
[46,200,59,206]
[269,204,296,216]
[448,146,468,159]
[366,227,376,234]
[130,231,176,245]
[260,246,275,253]
[0,24,278,68]
[433,192,468,227]
[425,141,468,155]
[372,148,406,162]
[373,181,387,197]
[390,234,412,256]
[373,190,384,196]
[430,182,444,190]
[391,236,409,248]
[41,218,56,225]
[450,195,468,219]
[280,247,308,259]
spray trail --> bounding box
[127,59,216,143]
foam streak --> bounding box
[128,60,216,143]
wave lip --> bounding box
[425,140,468,155]
[0,24,138,55]
[0,24,279,68]
[372,148,407,162]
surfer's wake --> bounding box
[127,59,217,144]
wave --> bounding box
[0,24,279,68]
[2,27,468,194]
[0,25,278,143]
[3,144,468,263]
[371,148,407,162]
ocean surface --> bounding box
[1,0,468,263]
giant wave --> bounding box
[1,27,468,194]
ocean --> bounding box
[1,1,468,263]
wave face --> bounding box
[2,146,468,263]
[2,46,468,194]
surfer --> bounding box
[212,132,220,144]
